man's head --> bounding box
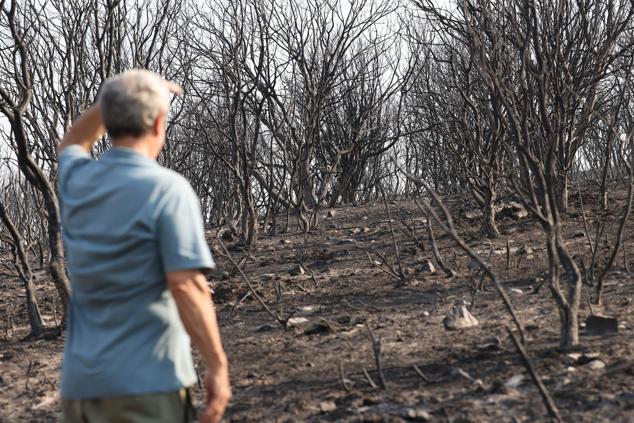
[99,69,170,158]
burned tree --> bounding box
[408,35,508,238]
[0,0,71,311]
[454,0,634,347]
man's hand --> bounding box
[200,366,232,423]
[165,80,183,95]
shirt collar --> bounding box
[103,147,158,166]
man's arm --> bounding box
[58,104,107,155]
[167,269,231,423]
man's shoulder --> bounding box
[152,167,194,193]
[147,167,199,210]
[58,146,91,178]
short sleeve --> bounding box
[58,145,91,187]
[156,183,215,273]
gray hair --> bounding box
[98,69,169,139]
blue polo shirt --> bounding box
[58,146,215,399]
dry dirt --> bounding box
[1,193,634,422]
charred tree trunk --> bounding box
[240,178,258,248]
[558,172,569,213]
[298,147,317,209]
[480,193,500,239]
[0,201,44,336]
[11,117,71,314]
[546,226,582,348]
[557,232,582,349]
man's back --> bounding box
[59,145,214,398]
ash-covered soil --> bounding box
[1,194,634,422]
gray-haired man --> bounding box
[58,69,231,423]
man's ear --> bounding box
[153,110,167,136]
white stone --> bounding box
[405,408,431,421]
[289,265,305,276]
[297,305,318,313]
[287,317,310,327]
[504,374,525,388]
[586,360,606,370]
[443,301,479,330]
[319,401,337,413]
[420,259,436,274]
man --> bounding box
[57,69,231,423]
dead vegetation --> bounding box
[1,0,634,421]
[2,192,634,422]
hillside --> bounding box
[1,193,633,422]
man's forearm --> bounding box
[59,104,106,154]
[168,272,228,370]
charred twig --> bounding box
[586,295,596,316]
[477,244,495,290]
[595,159,634,304]
[342,298,380,313]
[576,179,595,258]
[25,361,33,392]
[419,204,455,277]
[588,220,606,286]
[366,323,387,390]
[339,362,353,392]
[362,367,378,388]
[346,233,399,280]
[302,264,319,288]
[577,256,589,286]
[218,239,291,330]
[4,310,12,340]
[274,281,283,302]
[362,248,402,282]
[398,218,425,252]
[412,364,438,383]
[289,280,308,293]
[52,297,58,327]
[379,185,405,282]
[506,238,511,270]
[230,291,253,317]
[516,254,524,269]
[506,327,562,422]
[468,275,478,311]
[342,299,363,312]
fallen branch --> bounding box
[412,364,439,384]
[506,326,562,422]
